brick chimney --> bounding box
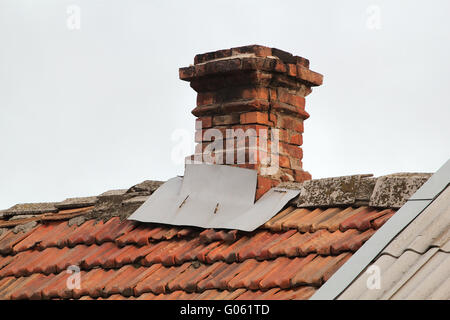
[179,45,323,200]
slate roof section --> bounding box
[0,173,430,300]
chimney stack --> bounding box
[179,45,323,200]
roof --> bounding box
[0,173,432,300]
[338,186,449,299]
[312,159,450,300]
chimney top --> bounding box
[179,45,323,200]
[180,44,322,88]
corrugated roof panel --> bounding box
[337,185,450,300]
[382,186,450,257]
[310,199,431,300]
[390,250,450,300]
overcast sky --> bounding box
[0,0,449,209]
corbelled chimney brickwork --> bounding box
[179,45,323,200]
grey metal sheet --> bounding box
[410,158,450,200]
[128,164,299,232]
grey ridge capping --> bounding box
[310,158,450,300]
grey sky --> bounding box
[1,0,449,210]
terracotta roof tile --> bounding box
[263,207,296,231]
[93,217,136,244]
[291,253,351,286]
[135,263,191,295]
[0,201,396,300]
[259,255,316,289]
[371,210,396,229]
[0,227,37,255]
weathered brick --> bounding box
[240,112,269,125]
[273,60,287,73]
[294,170,312,182]
[195,116,213,129]
[290,158,303,171]
[271,101,310,119]
[221,99,270,114]
[277,115,304,132]
[277,89,306,108]
[203,58,242,76]
[257,176,275,191]
[280,169,295,182]
[231,45,272,58]
[287,64,297,77]
[213,114,241,126]
[296,65,323,86]
[289,132,302,146]
[240,87,269,101]
[279,155,291,168]
[179,66,195,80]
[280,143,303,160]
[182,45,323,193]
[255,176,280,200]
[197,93,215,106]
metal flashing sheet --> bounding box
[128,164,299,232]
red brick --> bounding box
[231,124,269,136]
[240,87,269,100]
[271,101,310,119]
[289,132,302,146]
[279,155,291,168]
[255,186,273,201]
[277,115,304,132]
[179,66,195,80]
[220,99,270,114]
[203,58,242,76]
[277,128,289,143]
[287,64,297,77]
[231,45,272,57]
[240,112,269,125]
[195,117,212,129]
[296,65,323,86]
[280,169,295,182]
[212,114,240,126]
[290,158,303,171]
[197,93,215,106]
[277,89,306,109]
[280,143,303,160]
[269,113,277,126]
[269,88,277,100]
[274,60,287,73]
[294,170,312,182]
[257,176,275,192]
